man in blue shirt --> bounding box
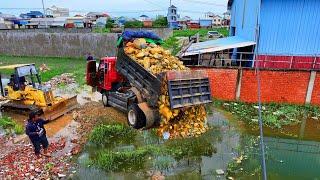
[25,111,51,158]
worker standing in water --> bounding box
[25,111,51,158]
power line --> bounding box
[141,0,167,9]
[176,0,227,7]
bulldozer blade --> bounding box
[1,101,41,115]
[41,96,78,120]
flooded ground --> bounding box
[1,82,320,179]
[73,107,320,180]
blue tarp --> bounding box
[122,30,161,41]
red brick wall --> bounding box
[311,73,320,105]
[192,67,319,105]
[192,68,238,101]
[207,69,238,101]
[240,70,310,104]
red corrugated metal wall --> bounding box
[256,55,320,70]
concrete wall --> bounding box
[192,67,320,106]
[0,32,118,58]
[124,27,173,40]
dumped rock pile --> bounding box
[45,73,76,88]
[124,38,208,139]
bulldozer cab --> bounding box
[8,64,41,91]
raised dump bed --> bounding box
[116,44,212,109]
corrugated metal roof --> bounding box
[183,36,256,56]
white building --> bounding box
[213,15,222,26]
[46,5,69,17]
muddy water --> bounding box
[74,107,320,180]
[74,110,241,180]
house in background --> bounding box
[96,17,108,27]
[177,16,191,29]
[228,0,320,69]
[20,11,44,19]
[212,15,222,26]
[222,11,231,26]
[204,12,215,19]
[46,5,69,17]
[87,12,110,21]
[138,15,149,21]
[187,20,200,29]
[167,5,179,29]
[0,12,16,29]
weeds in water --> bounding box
[165,133,216,160]
[212,100,320,129]
[89,123,137,146]
[0,116,24,135]
[0,116,15,128]
[89,124,217,172]
[95,148,149,171]
[14,124,24,135]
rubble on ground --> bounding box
[39,64,50,72]
[0,138,75,179]
[45,73,76,88]
[124,39,208,139]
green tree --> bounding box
[153,17,168,27]
[105,19,114,28]
[124,21,143,28]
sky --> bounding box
[0,0,228,19]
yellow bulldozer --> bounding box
[0,64,77,120]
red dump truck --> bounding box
[86,33,212,129]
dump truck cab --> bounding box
[86,57,123,92]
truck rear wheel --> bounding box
[127,104,146,129]
[102,92,110,107]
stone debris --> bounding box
[0,138,72,179]
[39,64,51,72]
[125,39,208,139]
[216,169,225,175]
[45,73,76,88]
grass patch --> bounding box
[89,123,217,172]
[162,36,181,55]
[0,116,24,135]
[92,27,111,33]
[212,100,320,129]
[0,55,86,85]
[95,147,149,171]
[173,27,229,38]
[89,123,137,146]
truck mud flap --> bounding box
[138,102,160,128]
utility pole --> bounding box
[41,0,48,28]
[170,0,172,6]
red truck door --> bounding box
[86,60,97,87]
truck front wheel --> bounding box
[127,104,146,129]
[102,92,110,107]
